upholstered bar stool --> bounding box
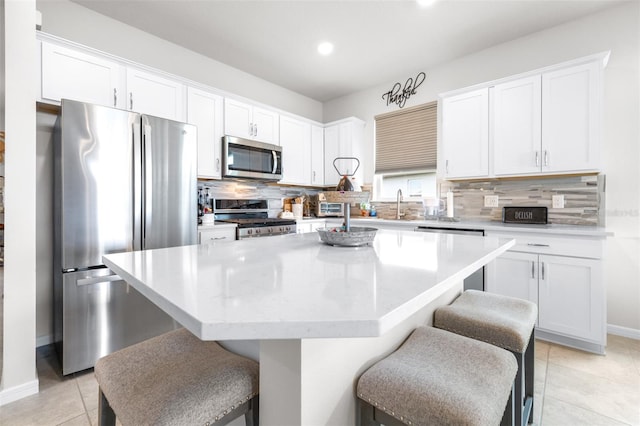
[434,290,537,426]
[94,328,259,426]
[357,326,517,426]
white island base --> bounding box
[258,285,461,425]
[104,230,514,426]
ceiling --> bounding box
[70,0,624,102]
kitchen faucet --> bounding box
[396,189,404,219]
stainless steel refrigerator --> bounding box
[53,99,197,375]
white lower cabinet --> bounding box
[537,254,603,342]
[198,227,236,244]
[486,231,605,352]
[486,251,539,308]
[297,220,326,234]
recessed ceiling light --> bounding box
[416,0,438,8]
[317,42,334,56]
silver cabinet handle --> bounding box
[313,171,316,182]
[113,88,117,107]
[253,123,258,137]
[216,158,220,172]
[535,151,540,167]
[544,150,549,167]
[541,262,546,280]
[445,159,449,174]
[130,92,133,110]
[210,236,227,241]
[527,243,550,247]
[531,261,535,279]
[77,274,122,286]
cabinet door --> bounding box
[324,125,340,186]
[492,76,542,176]
[441,88,489,179]
[224,98,253,139]
[486,252,538,308]
[279,116,311,185]
[538,255,603,342]
[542,61,600,173]
[252,106,279,144]
[310,125,325,185]
[126,68,186,121]
[187,87,224,179]
[41,42,125,108]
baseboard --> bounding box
[36,334,53,348]
[0,379,39,406]
[607,324,640,340]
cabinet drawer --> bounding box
[199,228,236,244]
[486,231,603,259]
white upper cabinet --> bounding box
[324,118,365,187]
[441,88,489,179]
[440,54,605,180]
[224,98,279,144]
[279,115,311,185]
[492,75,542,176]
[126,68,186,121]
[310,125,325,186]
[187,87,224,179]
[40,41,125,108]
[542,61,601,174]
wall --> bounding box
[1,0,39,405]
[324,2,640,334]
[36,0,323,122]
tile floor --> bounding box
[0,335,639,426]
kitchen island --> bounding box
[104,229,514,425]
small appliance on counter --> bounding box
[314,193,344,217]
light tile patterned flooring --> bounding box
[0,335,639,425]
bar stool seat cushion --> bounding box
[357,326,517,426]
[94,328,259,426]
[434,290,537,353]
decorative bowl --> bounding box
[316,227,378,247]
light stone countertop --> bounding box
[103,229,514,341]
[341,217,611,238]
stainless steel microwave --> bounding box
[222,135,282,180]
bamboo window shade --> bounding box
[375,101,437,174]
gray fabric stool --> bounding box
[94,328,259,426]
[434,290,537,426]
[357,326,517,426]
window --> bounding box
[374,101,438,200]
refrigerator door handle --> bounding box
[77,274,122,286]
[142,124,153,249]
[133,121,143,251]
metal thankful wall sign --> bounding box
[381,72,426,108]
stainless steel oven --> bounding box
[222,136,282,180]
[214,199,296,239]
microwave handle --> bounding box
[272,150,278,174]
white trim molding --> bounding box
[0,380,39,407]
[607,324,640,340]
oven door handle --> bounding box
[272,150,278,174]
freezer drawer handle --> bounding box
[77,274,122,286]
